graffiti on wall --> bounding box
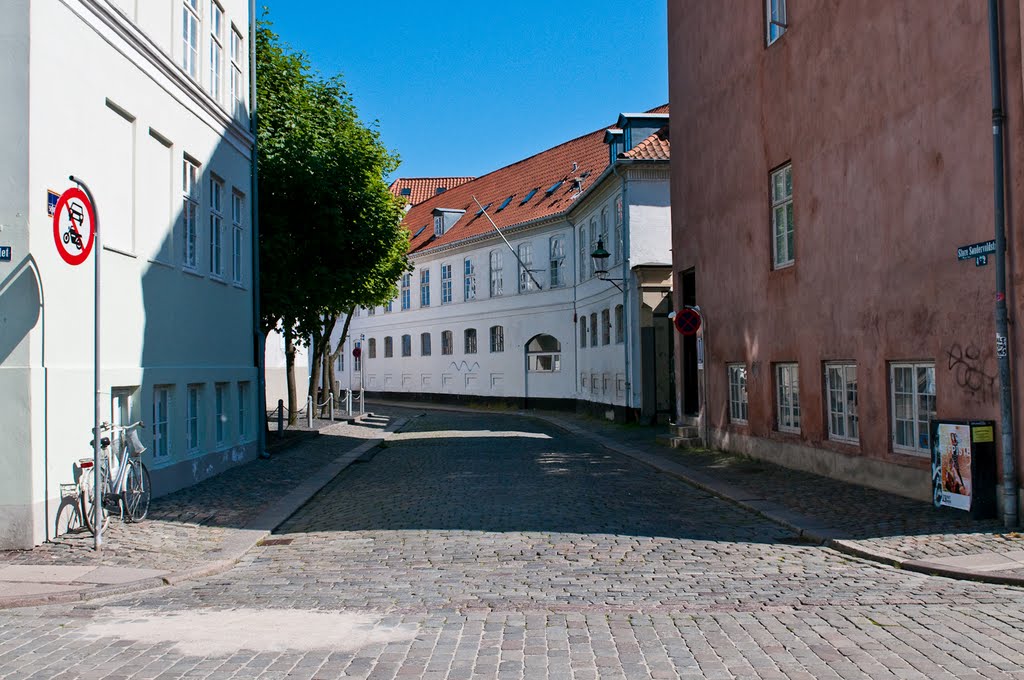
[946,343,997,405]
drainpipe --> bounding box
[989,0,1018,527]
[250,0,268,458]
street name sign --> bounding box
[0,246,10,262]
[957,240,997,261]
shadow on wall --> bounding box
[0,258,41,365]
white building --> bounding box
[0,0,258,549]
[336,110,673,421]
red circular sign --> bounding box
[674,308,702,336]
[352,346,362,358]
[52,187,95,266]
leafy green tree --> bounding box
[257,18,409,422]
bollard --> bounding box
[347,388,353,417]
[277,399,283,435]
[329,393,334,422]
[307,395,313,428]
[358,389,364,415]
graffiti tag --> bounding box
[946,343,997,404]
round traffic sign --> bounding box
[674,307,702,336]
[352,346,362,358]
[52,187,95,266]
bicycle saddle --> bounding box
[88,437,111,449]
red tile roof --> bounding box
[621,126,669,161]
[404,105,669,254]
[389,177,475,206]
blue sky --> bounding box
[261,2,668,181]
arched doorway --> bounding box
[524,334,561,408]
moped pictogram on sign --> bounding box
[52,187,96,266]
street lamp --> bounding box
[590,238,623,290]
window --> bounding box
[489,250,503,297]
[401,273,411,310]
[826,363,859,443]
[354,350,361,372]
[186,384,201,452]
[209,2,224,100]
[599,209,610,265]
[589,219,598,277]
[518,243,535,293]
[775,363,800,433]
[152,386,171,457]
[238,382,250,442]
[614,305,624,343]
[590,313,598,348]
[231,191,243,284]
[490,325,504,353]
[767,0,787,45]
[464,257,476,301]
[401,334,412,357]
[230,27,245,119]
[368,338,377,359]
[578,226,588,280]
[182,157,199,269]
[728,364,748,424]
[182,0,200,79]
[601,309,611,345]
[549,235,565,287]
[579,317,587,348]
[614,196,623,265]
[434,215,444,237]
[465,328,477,354]
[441,263,453,304]
[527,335,561,372]
[367,306,376,316]
[214,382,228,446]
[421,332,431,356]
[384,336,393,358]
[384,299,393,313]
[891,362,936,455]
[420,268,431,307]
[209,177,224,277]
[771,164,794,268]
[442,330,453,355]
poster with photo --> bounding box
[931,422,972,511]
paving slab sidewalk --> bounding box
[0,409,411,609]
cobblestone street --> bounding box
[3,410,1024,679]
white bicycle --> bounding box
[77,421,152,533]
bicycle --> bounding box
[77,421,152,533]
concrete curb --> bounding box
[0,415,410,610]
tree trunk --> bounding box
[308,325,323,416]
[284,326,298,426]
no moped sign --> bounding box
[52,187,96,266]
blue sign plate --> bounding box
[957,240,997,261]
[0,246,11,262]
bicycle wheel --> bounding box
[79,465,111,534]
[123,460,151,522]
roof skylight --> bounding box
[413,225,427,238]
[545,180,564,196]
[520,188,538,205]
[475,203,492,217]
[497,196,514,212]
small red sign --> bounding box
[352,346,362,358]
[674,308,702,336]
[52,187,95,266]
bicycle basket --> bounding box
[126,428,148,457]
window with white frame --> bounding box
[601,309,611,345]
[368,338,377,359]
[766,0,787,45]
[589,219,598,275]
[527,335,561,372]
[214,382,228,446]
[489,250,503,297]
[771,164,794,268]
[209,177,224,277]
[401,334,412,357]
[549,235,565,287]
[182,157,199,269]
[826,363,859,443]
[518,243,534,293]
[401,273,411,310]
[367,306,375,316]
[599,209,610,264]
[384,336,393,358]
[614,196,623,265]
[441,330,453,355]
[578,226,588,281]
[182,0,200,80]
[237,381,250,442]
[775,363,800,433]
[433,215,444,237]
[384,299,393,313]
[230,27,245,119]
[614,304,624,344]
[464,257,476,300]
[728,364,748,424]
[590,313,598,348]
[231,191,243,284]
[209,1,224,101]
[490,325,504,353]
[579,317,587,348]
[420,268,430,307]
[186,384,201,452]
[152,386,171,457]
[441,263,452,304]
[891,362,936,454]
[465,328,477,354]
[421,332,431,356]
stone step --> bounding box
[656,434,705,450]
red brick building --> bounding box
[668,1,1024,512]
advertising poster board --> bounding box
[931,422,972,510]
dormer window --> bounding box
[434,215,444,237]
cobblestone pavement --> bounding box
[3,410,1024,679]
